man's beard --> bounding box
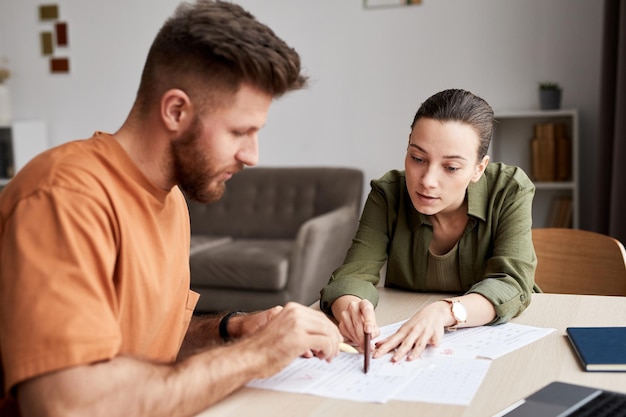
[171,116,227,203]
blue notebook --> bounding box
[566,327,626,372]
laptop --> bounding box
[493,381,626,417]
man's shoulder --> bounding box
[46,132,116,169]
[0,134,119,207]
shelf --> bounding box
[493,109,577,118]
[534,181,575,190]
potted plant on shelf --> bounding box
[538,81,562,110]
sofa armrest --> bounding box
[286,205,358,306]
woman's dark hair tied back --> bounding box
[411,89,494,159]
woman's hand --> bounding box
[332,296,380,352]
[373,294,496,362]
[373,300,450,362]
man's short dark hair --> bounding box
[136,0,307,114]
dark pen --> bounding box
[364,332,371,373]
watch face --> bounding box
[452,301,468,322]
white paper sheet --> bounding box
[437,322,556,360]
[247,321,554,405]
[392,357,492,405]
[377,320,555,360]
[247,351,430,403]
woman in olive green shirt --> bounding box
[320,89,538,362]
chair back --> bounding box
[532,228,626,295]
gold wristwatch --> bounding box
[443,299,467,331]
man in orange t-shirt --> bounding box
[0,2,342,416]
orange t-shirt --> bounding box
[0,133,198,408]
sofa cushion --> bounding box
[189,239,293,291]
[189,236,232,256]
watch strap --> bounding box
[219,311,241,342]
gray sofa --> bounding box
[186,166,364,313]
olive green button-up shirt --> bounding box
[320,162,538,324]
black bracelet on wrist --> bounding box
[219,311,240,342]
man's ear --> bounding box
[161,89,192,132]
[471,154,490,183]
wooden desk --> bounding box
[196,289,626,417]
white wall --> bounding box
[0,0,603,229]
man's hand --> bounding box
[243,302,344,379]
[228,305,284,339]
